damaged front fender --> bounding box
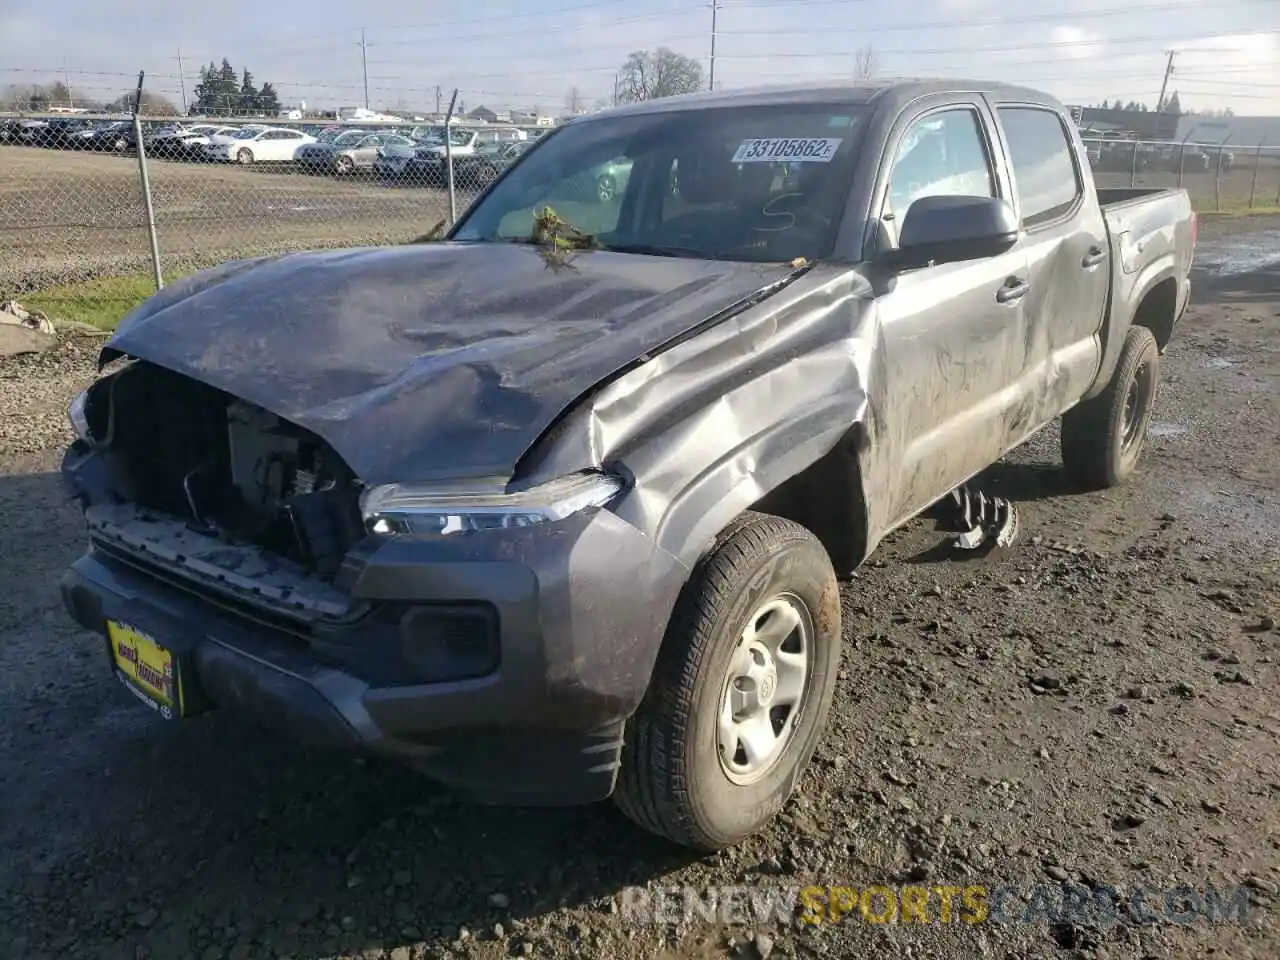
[516,264,883,571]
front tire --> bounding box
[1061,325,1160,490]
[237,148,254,165]
[614,511,841,851]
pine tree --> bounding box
[216,59,238,114]
[238,69,259,115]
[257,82,280,116]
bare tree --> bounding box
[103,90,180,116]
[854,45,878,81]
[617,47,703,103]
[564,86,584,115]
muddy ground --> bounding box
[0,215,1277,960]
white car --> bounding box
[204,127,315,164]
[178,125,240,160]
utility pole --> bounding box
[176,46,188,115]
[435,84,442,117]
[709,0,718,92]
[357,28,370,108]
[1156,49,1175,112]
[63,58,73,107]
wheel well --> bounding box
[1133,277,1178,350]
[747,431,869,577]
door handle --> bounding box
[1082,246,1107,268]
[996,276,1029,304]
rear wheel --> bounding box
[336,155,354,175]
[1061,324,1160,490]
[614,511,841,851]
[237,148,254,165]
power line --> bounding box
[714,28,1280,60]
[716,0,1218,36]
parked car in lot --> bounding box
[375,128,480,184]
[1201,145,1235,172]
[14,119,49,145]
[81,121,136,153]
[451,140,533,187]
[204,127,315,164]
[297,130,417,174]
[33,118,95,149]
[145,124,225,159]
[59,79,1196,852]
[1156,143,1211,173]
[167,125,240,160]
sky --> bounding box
[2,0,1278,119]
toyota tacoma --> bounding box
[61,79,1196,850]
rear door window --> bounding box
[996,107,1082,228]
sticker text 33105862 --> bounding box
[733,138,843,163]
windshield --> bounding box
[232,129,258,140]
[451,103,865,263]
[332,130,367,146]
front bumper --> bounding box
[60,499,687,805]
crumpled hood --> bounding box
[103,242,798,485]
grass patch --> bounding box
[24,272,185,331]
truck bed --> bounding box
[1097,187,1195,274]
[1096,186,1186,211]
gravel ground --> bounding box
[0,215,1277,960]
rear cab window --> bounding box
[995,107,1082,228]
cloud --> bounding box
[1047,26,1107,61]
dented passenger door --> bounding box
[864,97,1033,527]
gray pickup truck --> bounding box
[60,79,1195,851]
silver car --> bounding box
[296,130,404,174]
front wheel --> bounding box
[1061,324,1160,490]
[336,155,354,175]
[614,511,841,851]
[237,148,254,165]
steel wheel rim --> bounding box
[716,594,812,786]
[598,175,616,202]
[1121,358,1153,452]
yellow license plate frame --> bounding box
[107,620,183,720]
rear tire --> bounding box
[614,511,841,851]
[1061,324,1160,490]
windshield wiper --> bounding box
[599,242,712,260]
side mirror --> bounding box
[886,195,1020,270]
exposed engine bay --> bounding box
[78,359,366,582]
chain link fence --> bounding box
[1081,136,1280,213]
[3,111,1279,326]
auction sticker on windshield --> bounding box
[733,138,843,163]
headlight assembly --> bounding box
[359,471,624,536]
